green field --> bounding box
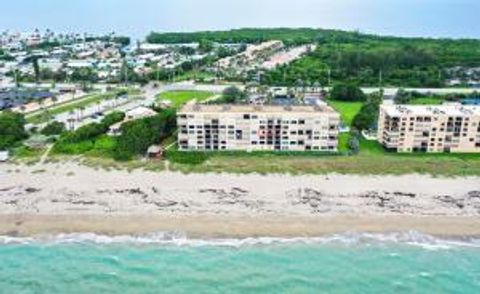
[31,94,480,177]
[174,71,216,82]
[327,100,363,126]
[337,133,350,153]
[156,90,215,108]
[409,96,445,105]
[164,140,480,176]
[162,99,480,176]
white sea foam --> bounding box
[0,231,479,250]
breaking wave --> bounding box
[1,231,480,250]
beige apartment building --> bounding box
[177,104,340,152]
[378,101,480,153]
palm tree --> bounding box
[67,113,75,130]
[258,85,269,95]
[305,80,312,93]
[266,92,274,105]
[79,106,85,120]
[51,95,58,106]
[287,87,295,99]
[295,78,304,94]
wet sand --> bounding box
[1,215,480,238]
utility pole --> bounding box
[14,69,18,88]
[124,63,128,86]
[379,70,383,88]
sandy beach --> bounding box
[1,162,479,237]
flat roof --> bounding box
[179,103,338,114]
[382,102,480,117]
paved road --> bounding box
[153,81,480,96]
[29,81,480,130]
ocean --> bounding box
[0,232,479,293]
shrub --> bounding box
[100,111,125,128]
[0,111,27,149]
[53,140,95,155]
[348,136,360,155]
[41,121,66,136]
[221,86,247,103]
[330,82,366,102]
[61,123,107,143]
[59,111,125,144]
[352,92,383,131]
[166,150,209,165]
[115,109,176,157]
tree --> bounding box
[394,89,412,104]
[330,82,366,102]
[33,57,40,83]
[114,109,176,160]
[41,121,66,136]
[198,39,214,53]
[348,133,360,155]
[352,92,383,131]
[23,55,41,83]
[51,94,58,106]
[222,86,247,104]
[0,111,28,149]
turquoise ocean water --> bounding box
[0,232,479,293]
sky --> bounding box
[0,0,479,40]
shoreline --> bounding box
[1,162,480,238]
[1,215,480,238]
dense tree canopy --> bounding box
[41,121,66,136]
[0,111,27,150]
[352,93,383,131]
[114,109,176,160]
[330,83,366,102]
[263,37,480,87]
[147,28,480,87]
[221,86,247,104]
[146,28,338,46]
[59,111,125,144]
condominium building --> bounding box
[378,101,480,153]
[177,104,340,152]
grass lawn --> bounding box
[327,100,363,126]
[10,146,45,165]
[39,92,480,177]
[174,71,216,82]
[156,90,215,109]
[337,133,350,153]
[166,143,480,176]
[409,96,445,105]
[158,98,480,176]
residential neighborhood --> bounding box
[1,28,480,175]
[3,1,480,292]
